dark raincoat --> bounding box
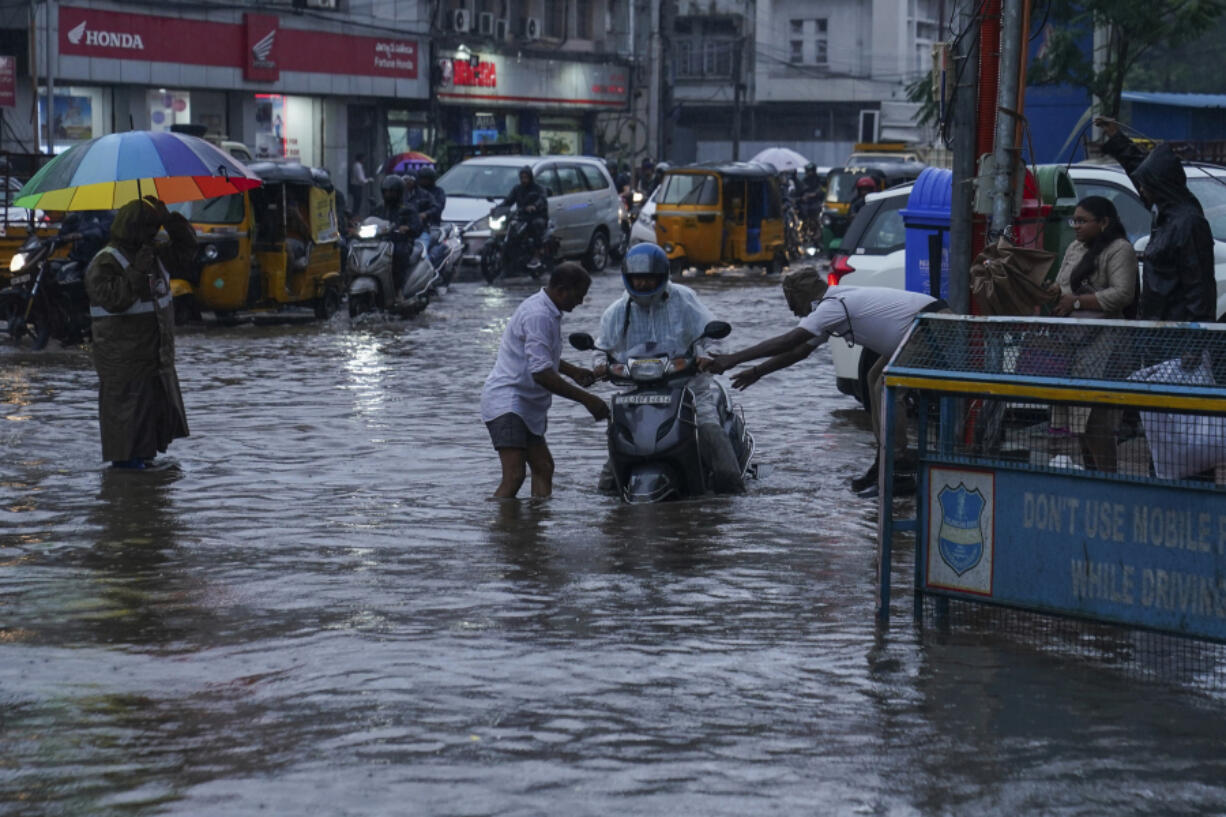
[1101,133,1216,321]
[84,199,196,462]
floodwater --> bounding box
[3,271,1226,816]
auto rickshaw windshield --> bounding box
[659,173,719,206]
[169,193,245,224]
[825,171,872,204]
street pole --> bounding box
[947,0,979,314]
[732,36,743,161]
[44,0,53,154]
[989,0,1022,237]
[659,0,675,161]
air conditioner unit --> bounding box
[521,16,540,40]
[451,8,472,32]
[494,18,510,40]
[478,12,494,35]
[304,0,337,9]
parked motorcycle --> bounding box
[0,236,91,349]
[346,217,438,319]
[569,320,755,503]
[479,204,558,284]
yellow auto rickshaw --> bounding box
[821,161,925,252]
[169,161,343,323]
[653,162,789,273]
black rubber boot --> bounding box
[699,423,745,494]
[597,458,618,495]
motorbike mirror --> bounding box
[569,332,596,351]
[702,320,732,340]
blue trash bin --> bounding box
[900,167,953,300]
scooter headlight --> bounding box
[358,224,379,239]
[628,357,667,381]
[632,191,644,205]
[9,252,25,272]
[488,214,506,232]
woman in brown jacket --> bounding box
[84,196,196,469]
[1048,195,1138,472]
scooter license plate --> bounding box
[9,273,29,286]
[618,394,671,405]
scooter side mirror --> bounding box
[702,320,731,340]
[569,332,596,351]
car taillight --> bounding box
[827,254,855,286]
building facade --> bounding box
[652,0,935,166]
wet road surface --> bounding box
[3,271,1226,815]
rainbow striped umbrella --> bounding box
[14,130,262,211]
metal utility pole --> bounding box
[988,0,1023,237]
[658,0,675,161]
[947,1,979,314]
[732,36,743,160]
[43,0,54,154]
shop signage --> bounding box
[436,51,626,109]
[245,14,279,82]
[58,6,417,81]
[0,56,14,108]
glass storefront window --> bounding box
[387,109,432,155]
[255,94,321,167]
[37,85,105,152]
[148,89,191,132]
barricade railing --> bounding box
[877,315,1226,651]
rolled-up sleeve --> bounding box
[1094,240,1139,315]
[522,312,558,374]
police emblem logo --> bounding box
[937,483,985,576]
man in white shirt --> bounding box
[707,268,949,497]
[481,263,611,498]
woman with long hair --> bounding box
[1047,195,1138,471]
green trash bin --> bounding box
[1034,165,1079,280]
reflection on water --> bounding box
[3,275,1226,815]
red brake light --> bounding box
[827,254,855,286]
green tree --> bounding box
[1030,0,1226,117]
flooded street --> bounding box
[4,270,1226,815]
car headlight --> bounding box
[201,243,219,262]
[9,252,26,272]
[358,224,379,239]
[629,357,666,381]
[489,214,506,231]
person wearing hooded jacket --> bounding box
[499,166,549,269]
[592,243,744,494]
[84,196,196,469]
[1096,115,1215,322]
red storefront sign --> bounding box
[58,6,417,80]
[0,56,15,108]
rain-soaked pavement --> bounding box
[3,270,1226,815]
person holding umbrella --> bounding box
[14,130,261,469]
[85,196,196,469]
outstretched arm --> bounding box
[705,327,817,374]
[729,342,815,390]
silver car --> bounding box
[439,155,621,273]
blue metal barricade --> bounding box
[878,314,1226,644]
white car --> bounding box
[628,187,659,248]
[437,155,622,273]
[829,162,1226,406]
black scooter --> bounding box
[480,204,558,283]
[1,236,91,349]
[570,320,755,503]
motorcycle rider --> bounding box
[366,175,422,294]
[796,163,824,222]
[59,209,115,272]
[593,243,744,494]
[850,175,878,217]
[414,165,446,260]
[498,165,549,270]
